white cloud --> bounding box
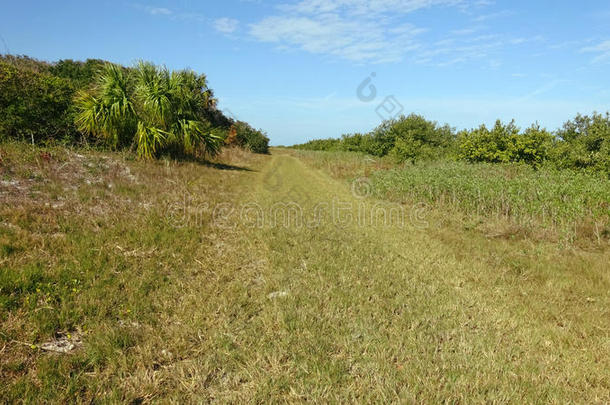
[250,14,423,62]
[248,0,468,63]
[214,18,240,34]
[581,40,610,63]
[280,0,462,15]
[472,9,513,22]
[148,7,172,16]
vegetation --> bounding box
[0,142,268,402]
[0,55,269,158]
[0,62,77,143]
[1,143,608,402]
[294,114,454,163]
[295,112,610,176]
[290,148,610,243]
[1,53,608,402]
[553,112,610,173]
[458,121,554,167]
[231,121,270,154]
[75,62,223,159]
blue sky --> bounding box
[2,0,610,145]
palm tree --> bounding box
[75,61,222,159]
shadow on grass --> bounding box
[202,161,255,172]
[160,152,256,172]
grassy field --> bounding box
[290,149,610,245]
[1,144,609,402]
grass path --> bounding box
[1,146,608,402]
[229,152,609,403]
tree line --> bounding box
[294,113,610,175]
[0,55,269,157]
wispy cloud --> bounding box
[248,0,478,63]
[148,7,172,16]
[581,40,610,63]
[472,9,513,22]
[279,0,463,15]
[214,18,239,34]
[412,33,538,67]
[131,3,205,23]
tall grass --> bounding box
[372,162,610,238]
[289,150,610,243]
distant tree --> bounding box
[458,120,554,167]
[0,54,52,73]
[458,120,520,163]
[386,114,455,163]
[552,113,610,174]
[512,124,554,167]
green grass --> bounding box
[371,161,610,241]
[0,142,267,402]
[1,143,609,402]
[290,149,610,244]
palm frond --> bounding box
[136,121,167,159]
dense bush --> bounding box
[552,113,610,174]
[49,59,107,89]
[230,121,270,154]
[75,62,224,159]
[0,62,77,142]
[458,120,554,167]
[296,112,610,175]
[295,114,454,162]
[294,138,342,152]
[0,54,52,73]
[0,54,269,157]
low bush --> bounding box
[231,121,270,154]
[0,62,77,143]
[552,113,610,175]
[0,54,269,157]
[296,112,610,175]
[75,62,223,159]
[295,114,454,162]
[458,120,554,167]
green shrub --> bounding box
[233,121,270,154]
[294,138,342,152]
[512,124,555,167]
[294,114,455,161]
[0,54,52,74]
[75,62,223,159]
[49,59,107,89]
[458,120,519,164]
[553,113,610,175]
[0,62,77,143]
[458,120,553,167]
[386,114,455,163]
